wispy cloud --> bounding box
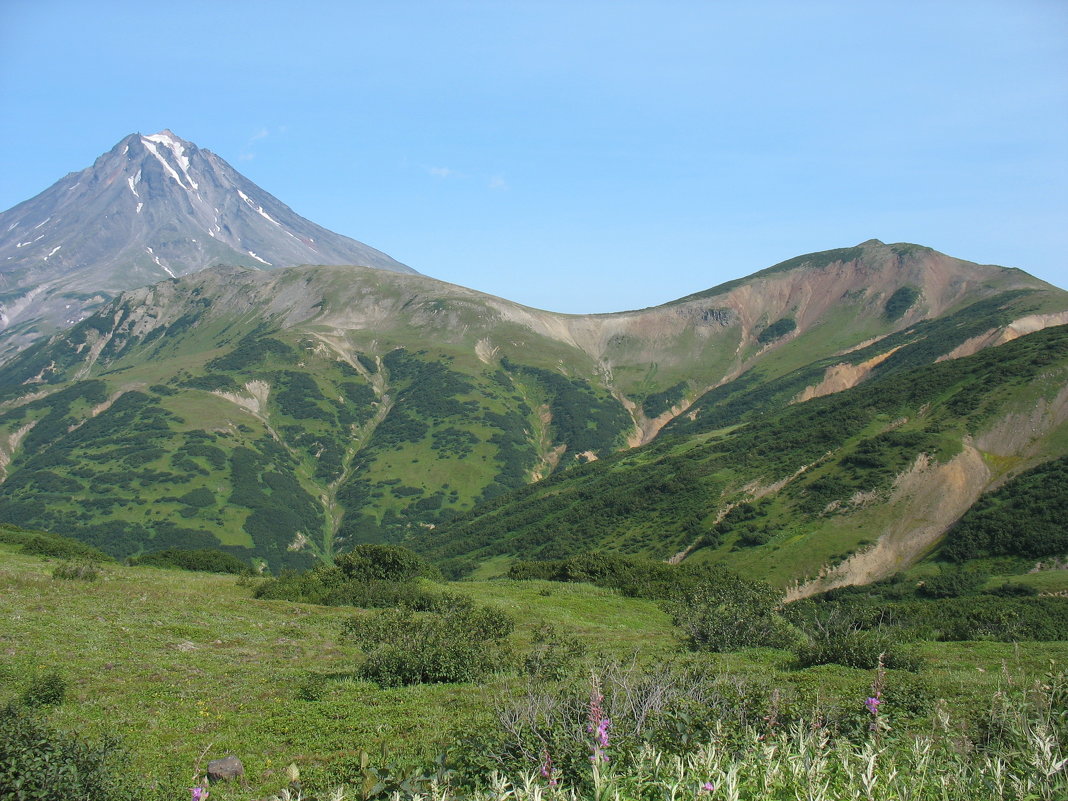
[239,127,278,161]
[418,162,505,190]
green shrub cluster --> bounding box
[941,455,1068,562]
[641,381,688,418]
[254,544,441,606]
[508,552,702,599]
[343,593,514,686]
[501,357,630,459]
[16,532,110,563]
[884,285,920,320]
[52,561,101,581]
[803,580,1068,643]
[793,626,923,671]
[521,623,587,682]
[129,547,250,574]
[0,702,141,800]
[664,568,800,652]
[757,317,796,344]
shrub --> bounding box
[664,567,800,652]
[522,623,587,682]
[20,533,110,562]
[758,317,796,344]
[507,553,706,600]
[130,547,249,574]
[918,566,989,598]
[253,544,441,606]
[52,560,100,581]
[344,593,514,686]
[0,702,140,800]
[335,544,442,582]
[20,672,67,708]
[793,627,924,671]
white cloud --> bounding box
[488,175,508,190]
[429,166,460,179]
[240,127,274,161]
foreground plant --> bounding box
[279,667,1065,800]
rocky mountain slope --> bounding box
[0,240,1065,579]
[0,130,412,359]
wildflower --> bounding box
[540,746,558,788]
[865,695,881,716]
[700,780,716,794]
[587,674,610,764]
[191,787,209,801]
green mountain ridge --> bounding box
[0,240,1065,580]
[417,322,1068,591]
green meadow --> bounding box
[2,537,1066,799]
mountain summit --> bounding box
[0,130,414,357]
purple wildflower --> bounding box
[540,746,558,788]
[191,787,209,801]
[700,781,716,794]
[587,675,610,763]
[865,695,881,716]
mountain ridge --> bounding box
[1,238,1065,580]
[0,129,413,359]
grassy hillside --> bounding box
[415,324,1068,586]
[1,243,1065,574]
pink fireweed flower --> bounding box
[700,781,716,793]
[540,746,558,788]
[587,675,610,763]
[865,695,881,715]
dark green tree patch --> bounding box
[757,317,796,344]
[501,358,630,460]
[129,547,249,574]
[206,333,295,372]
[274,371,333,422]
[642,381,688,418]
[884,286,920,320]
[176,487,215,508]
[940,456,1068,562]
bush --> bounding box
[20,672,67,708]
[507,553,706,600]
[793,627,924,671]
[522,623,587,682]
[253,545,441,607]
[20,533,110,562]
[344,593,514,686]
[52,561,100,581]
[335,544,442,582]
[918,566,989,598]
[664,567,800,652]
[129,547,249,574]
[0,702,141,800]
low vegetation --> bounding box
[2,531,1064,798]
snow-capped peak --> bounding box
[141,130,198,191]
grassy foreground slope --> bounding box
[3,538,1067,798]
[0,541,672,797]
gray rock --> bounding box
[207,755,244,783]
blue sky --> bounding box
[1,0,1066,313]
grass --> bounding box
[2,544,1066,798]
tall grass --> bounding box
[264,666,1065,801]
